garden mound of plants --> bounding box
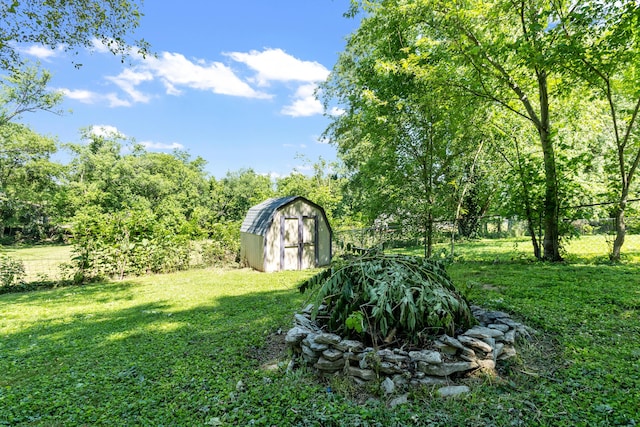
[300,254,476,348]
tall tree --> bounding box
[556,1,640,261]
[0,0,149,70]
[276,158,345,224]
[322,2,491,256]
[210,169,274,222]
[338,0,598,261]
[0,123,62,240]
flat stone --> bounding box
[383,353,410,363]
[409,350,442,364]
[502,330,516,344]
[381,377,395,394]
[346,366,376,381]
[437,385,470,398]
[285,326,311,345]
[464,326,505,339]
[498,344,517,360]
[315,357,345,371]
[439,335,466,350]
[392,374,409,387]
[377,349,394,358]
[410,376,448,386]
[294,313,321,332]
[496,317,521,328]
[433,341,459,355]
[301,344,319,358]
[334,339,364,352]
[487,323,510,332]
[457,335,493,353]
[484,311,511,320]
[379,362,403,375]
[459,347,477,362]
[304,334,329,352]
[418,361,479,377]
[494,343,504,359]
[322,348,343,362]
[314,333,342,345]
[389,393,409,408]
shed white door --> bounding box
[281,215,317,270]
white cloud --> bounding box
[105,93,132,108]
[60,88,100,104]
[106,69,154,103]
[281,83,323,117]
[227,48,329,86]
[140,141,184,150]
[143,52,271,99]
[89,125,126,138]
[62,45,331,114]
[329,106,346,116]
[59,88,131,107]
[22,44,64,60]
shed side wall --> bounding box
[240,232,265,272]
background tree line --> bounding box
[2,0,639,279]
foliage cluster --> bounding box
[69,207,192,282]
[323,0,640,262]
[1,245,639,425]
[300,254,475,346]
[0,253,24,288]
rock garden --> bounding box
[285,254,532,399]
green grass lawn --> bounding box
[1,247,639,425]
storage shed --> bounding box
[240,196,332,272]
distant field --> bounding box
[1,245,72,282]
[389,234,640,263]
[2,234,639,286]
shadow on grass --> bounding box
[0,280,309,424]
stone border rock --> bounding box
[285,305,532,393]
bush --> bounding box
[300,254,475,347]
[0,254,25,290]
[200,221,240,266]
[69,206,193,282]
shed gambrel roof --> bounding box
[240,196,331,236]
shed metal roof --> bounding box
[240,196,331,236]
[240,196,298,235]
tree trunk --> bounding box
[424,213,433,258]
[611,198,627,262]
[537,70,562,261]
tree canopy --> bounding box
[0,0,149,70]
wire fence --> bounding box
[3,216,639,289]
[334,216,640,262]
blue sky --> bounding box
[18,1,359,178]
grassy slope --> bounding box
[1,249,639,425]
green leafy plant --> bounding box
[301,254,475,347]
[0,254,25,289]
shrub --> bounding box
[0,254,26,290]
[300,254,475,347]
[200,221,241,266]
